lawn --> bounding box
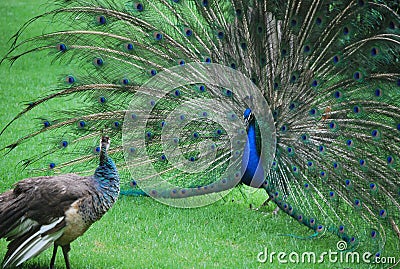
[0,1,398,269]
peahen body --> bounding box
[0,136,119,268]
[1,0,400,258]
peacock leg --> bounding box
[50,244,58,269]
[250,194,279,214]
[272,206,280,215]
[61,244,71,269]
[260,196,272,207]
[249,196,268,210]
[260,191,279,214]
[390,218,400,239]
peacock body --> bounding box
[0,136,119,268]
[1,0,400,260]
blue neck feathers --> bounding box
[240,109,265,188]
[94,147,120,192]
[89,149,119,217]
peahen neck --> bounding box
[93,146,120,208]
[241,114,265,188]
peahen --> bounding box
[0,136,119,268]
[1,0,400,259]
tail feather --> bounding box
[2,217,64,269]
[3,217,39,242]
[0,191,28,239]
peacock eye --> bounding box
[134,3,144,11]
[57,43,67,52]
[96,15,106,25]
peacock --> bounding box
[0,136,119,268]
[1,0,400,260]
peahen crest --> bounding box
[1,0,400,257]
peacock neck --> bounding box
[241,118,265,188]
[87,156,119,221]
[95,153,119,183]
[94,151,120,208]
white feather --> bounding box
[4,217,39,239]
[2,217,65,269]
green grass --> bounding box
[0,1,399,269]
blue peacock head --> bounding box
[243,108,252,121]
